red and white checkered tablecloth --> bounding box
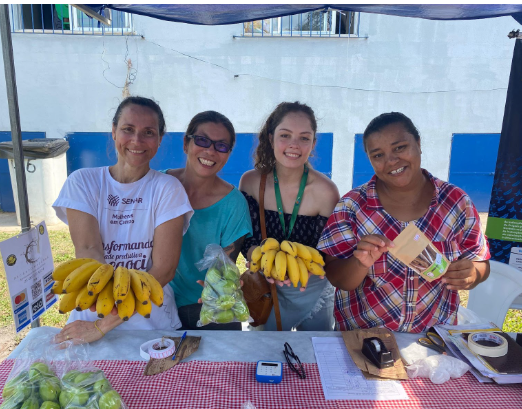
[1,359,521,409]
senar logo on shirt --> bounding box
[107,195,143,206]
[107,194,120,206]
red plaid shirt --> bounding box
[318,170,490,333]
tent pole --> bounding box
[0,5,39,328]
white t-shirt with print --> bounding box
[53,167,193,331]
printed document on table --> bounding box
[312,337,409,401]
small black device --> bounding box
[362,337,395,369]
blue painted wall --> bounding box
[352,133,500,212]
[0,132,45,212]
[352,133,373,189]
[65,132,333,188]
[448,133,500,212]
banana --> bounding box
[87,264,114,296]
[53,258,97,281]
[135,297,152,318]
[294,242,312,262]
[59,291,79,314]
[251,246,263,263]
[296,257,309,288]
[129,269,151,304]
[62,261,102,294]
[281,240,298,257]
[306,246,325,266]
[286,253,300,287]
[75,286,97,311]
[304,259,326,276]
[250,260,261,273]
[274,251,287,282]
[96,279,115,318]
[261,249,277,278]
[134,270,164,307]
[52,281,63,295]
[113,266,131,304]
[117,287,135,321]
[261,238,280,253]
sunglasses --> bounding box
[186,134,232,153]
[283,342,306,379]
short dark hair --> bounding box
[112,96,166,136]
[185,111,236,149]
[363,112,420,152]
[254,101,317,173]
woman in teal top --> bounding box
[163,111,252,330]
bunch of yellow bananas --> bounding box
[250,238,325,288]
[52,258,164,322]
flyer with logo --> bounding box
[0,221,56,332]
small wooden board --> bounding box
[144,336,201,376]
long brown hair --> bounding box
[254,102,317,174]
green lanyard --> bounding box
[273,164,309,240]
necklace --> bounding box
[273,164,309,239]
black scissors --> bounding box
[417,330,446,354]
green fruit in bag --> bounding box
[215,310,234,324]
[205,267,222,285]
[0,393,24,409]
[39,402,61,409]
[61,370,81,386]
[28,363,51,381]
[232,300,250,322]
[39,377,61,402]
[2,371,28,399]
[93,379,111,395]
[223,265,239,282]
[221,280,237,295]
[66,388,89,406]
[98,390,122,409]
[20,397,39,409]
[216,295,235,310]
[201,286,217,302]
[199,306,214,326]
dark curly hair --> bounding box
[254,102,317,173]
[184,111,236,149]
[112,96,166,136]
[363,112,420,152]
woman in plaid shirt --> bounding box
[318,112,490,333]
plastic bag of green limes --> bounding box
[1,335,126,409]
[195,244,252,327]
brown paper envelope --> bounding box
[342,328,409,380]
[144,336,201,376]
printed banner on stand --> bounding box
[0,222,55,332]
[486,39,522,271]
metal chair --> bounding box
[467,260,522,328]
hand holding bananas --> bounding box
[250,238,325,290]
[52,259,164,322]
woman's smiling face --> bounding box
[365,121,422,189]
[185,122,232,177]
[271,112,315,169]
[112,104,162,169]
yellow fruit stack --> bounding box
[52,258,164,321]
[250,238,325,288]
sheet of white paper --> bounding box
[0,222,56,332]
[312,337,409,401]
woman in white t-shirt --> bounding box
[53,96,193,343]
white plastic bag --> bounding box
[406,355,470,384]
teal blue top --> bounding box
[160,171,253,308]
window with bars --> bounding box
[10,4,134,35]
[242,10,360,37]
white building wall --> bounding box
[0,12,516,195]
